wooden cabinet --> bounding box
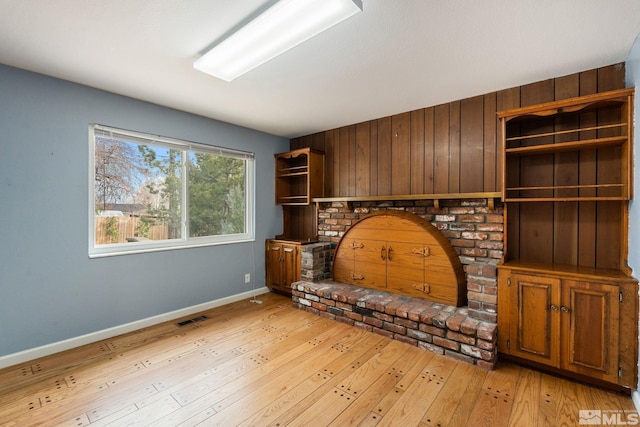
[497,88,638,389]
[265,239,301,295]
[498,264,636,387]
[275,148,324,205]
[332,211,466,306]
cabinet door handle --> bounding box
[387,247,393,261]
[550,305,559,311]
[560,306,570,313]
[381,245,386,261]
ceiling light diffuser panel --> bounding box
[194,0,363,82]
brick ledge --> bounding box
[292,279,497,369]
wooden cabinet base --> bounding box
[497,262,638,389]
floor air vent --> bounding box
[176,315,208,327]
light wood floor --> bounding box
[0,293,636,426]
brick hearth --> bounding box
[317,198,504,323]
[292,280,497,369]
[290,198,503,369]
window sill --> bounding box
[89,236,255,258]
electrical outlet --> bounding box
[244,273,251,283]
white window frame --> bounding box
[88,124,255,258]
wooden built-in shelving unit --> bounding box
[275,148,324,206]
[497,87,638,389]
[499,87,633,203]
[268,148,326,295]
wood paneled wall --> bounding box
[290,64,625,199]
[289,63,627,269]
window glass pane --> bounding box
[90,124,254,257]
[188,152,246,237]
[94,136,183,245]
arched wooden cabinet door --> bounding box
[332,210,466,306]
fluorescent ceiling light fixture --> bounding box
[194,0,363,82]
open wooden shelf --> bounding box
[275,148,324,206]
[504,136,627,155]
[505,123,627,143]
[274,148,325,243]
[497,87,632,120]
[314,191,501,210]
[500,87,634,203]
[504,183,626,202]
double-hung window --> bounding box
[89,125,254,257]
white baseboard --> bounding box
[0,287,270,370]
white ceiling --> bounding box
[1,0,640,139]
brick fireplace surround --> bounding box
[291,198,503,369]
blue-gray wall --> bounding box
[626,32,640,391]
[0,64,288,357]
